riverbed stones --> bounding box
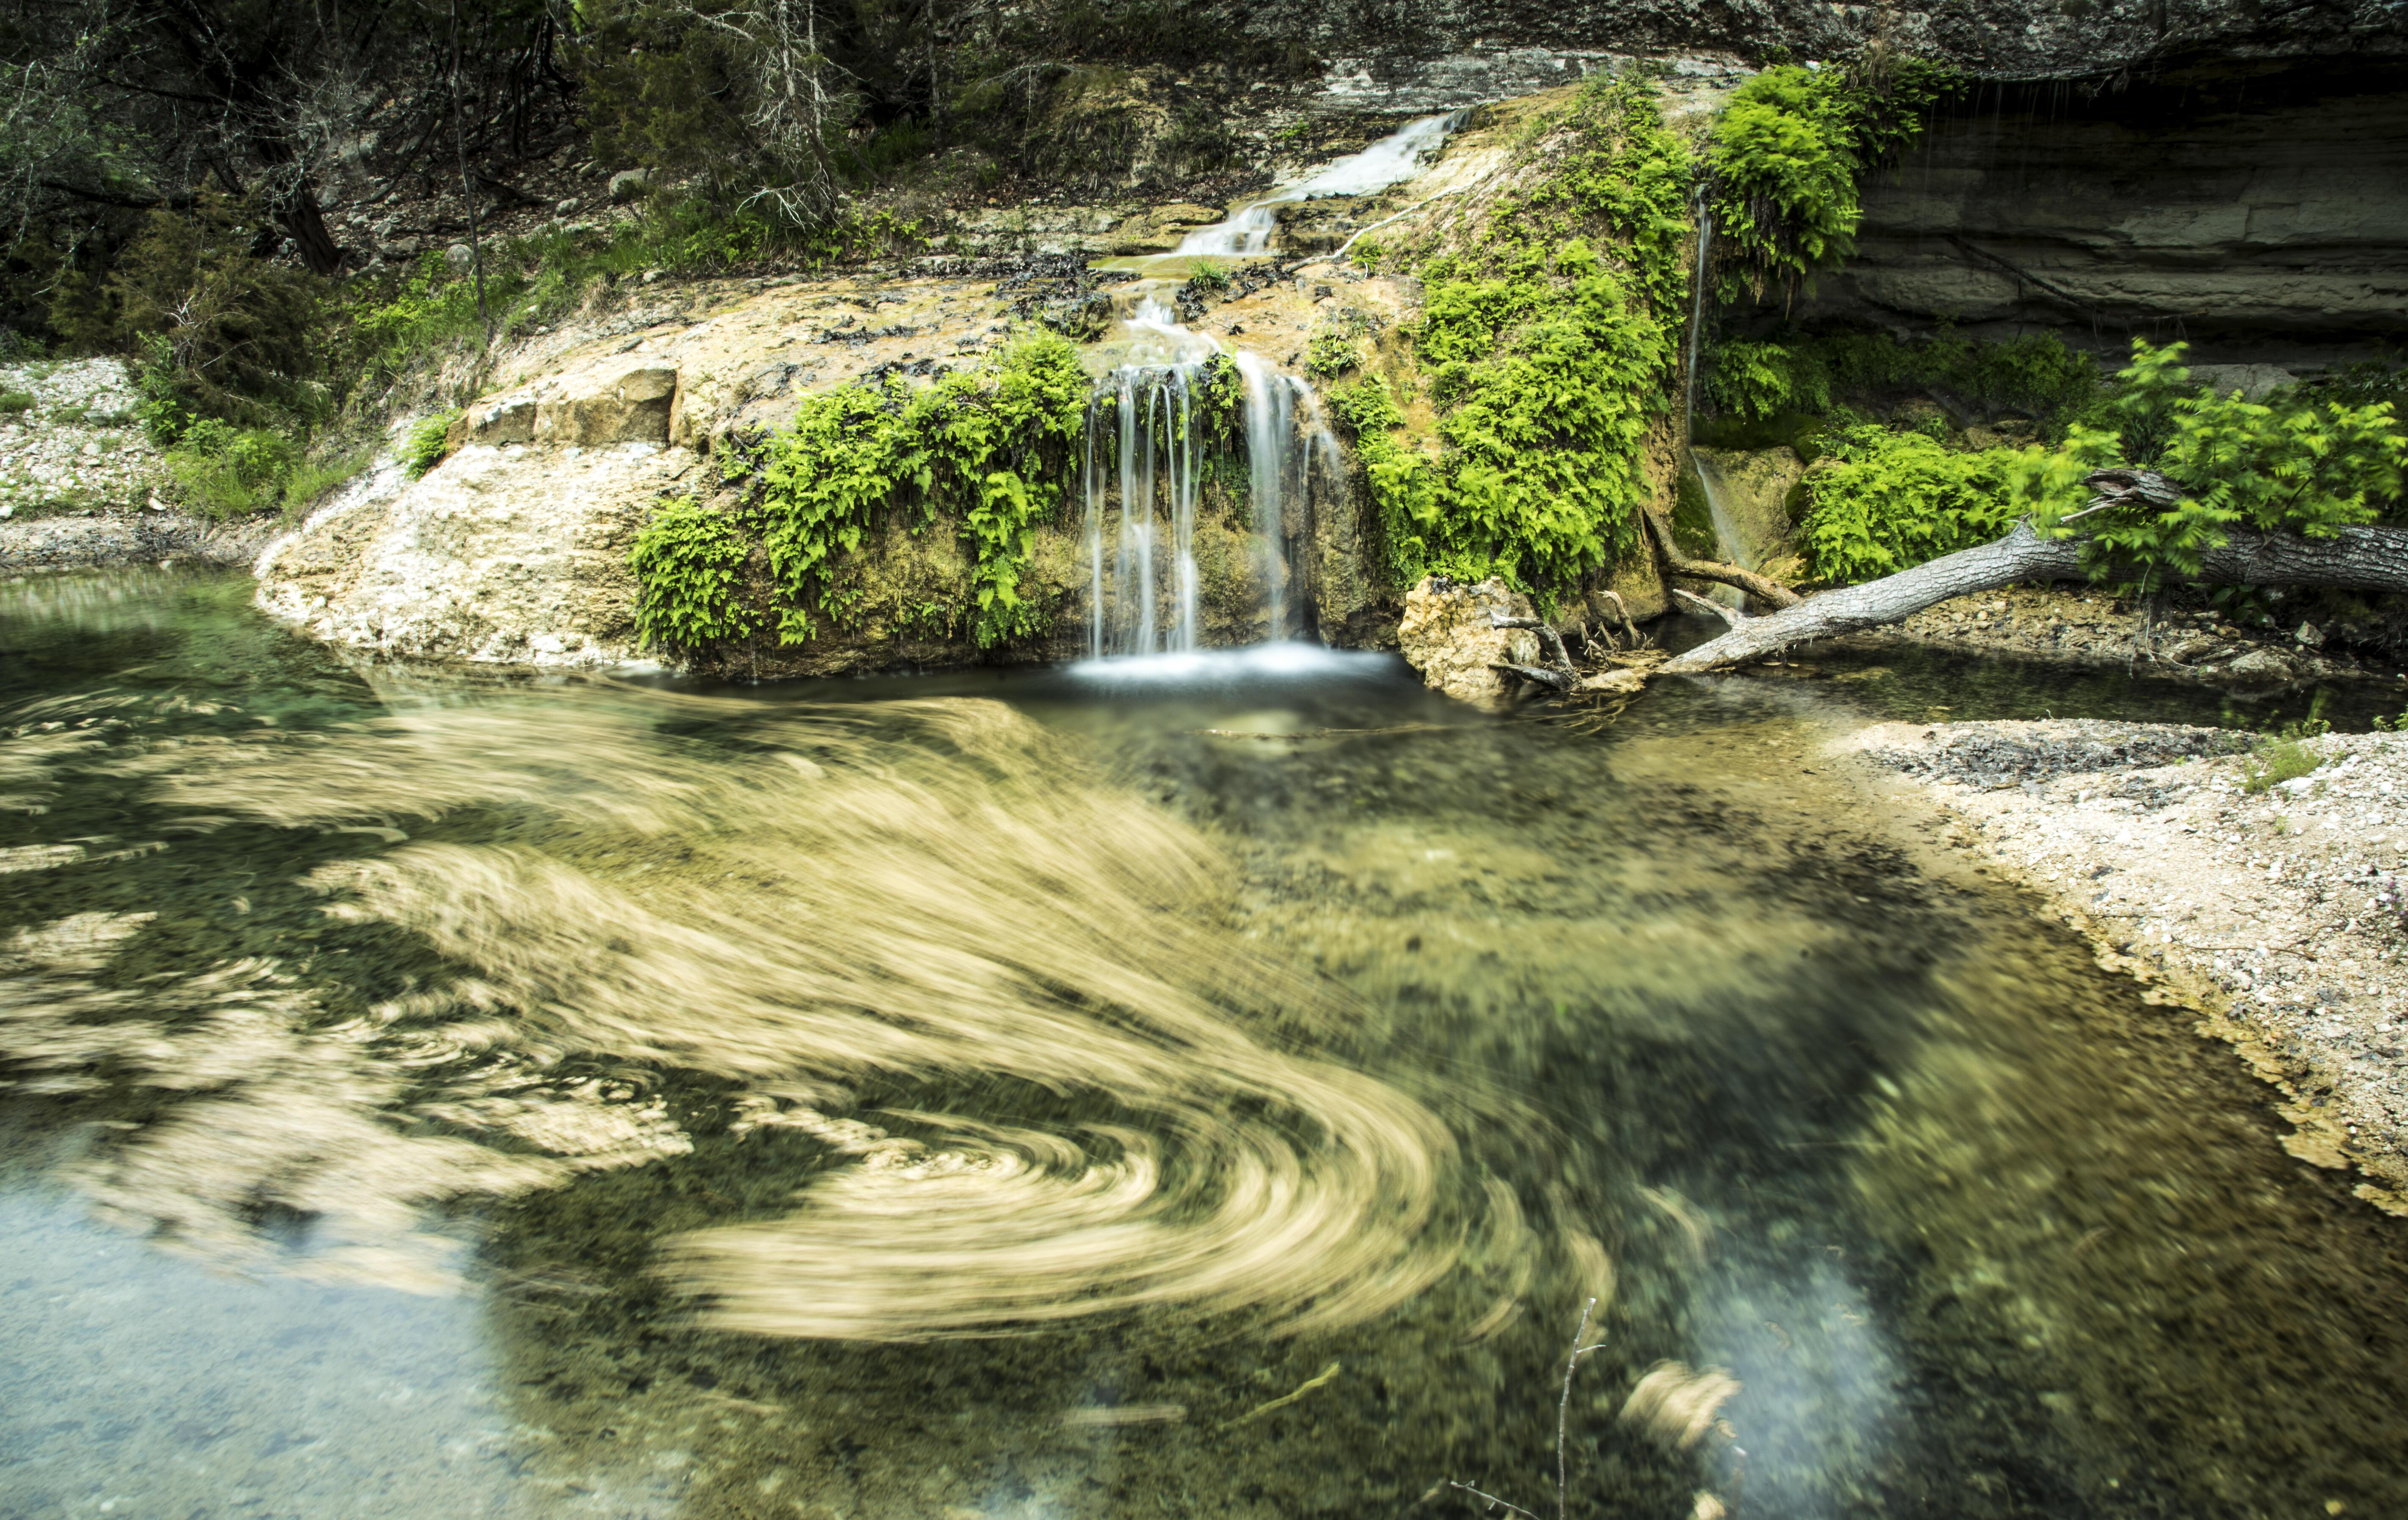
[1397,576,1539,702]
[1845,719,2408,1213]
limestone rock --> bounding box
[253,443,669,668]
[2191,364,2300,401]
[533,366,677,447]
[1397,576,1538,702]
[608,167,651,202]
[1693,446,1807,583]
[2224,647,2297,683]
[468,396,537,445]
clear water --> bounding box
[5,568,2407,1519]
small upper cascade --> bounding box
[1177,112,1468,257]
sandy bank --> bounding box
[1841,717,2408,1216]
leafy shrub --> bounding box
[1341,74,1689,590]
[1797,424,2020,581]
[403,410,462,478]
[85,196,325,434]
[164,419,299,519]
[628,497,760,651]
[1708,59,1955,299]
[1305,332,1359,381]
[2018,341,2408,592]
[1706,328,2096,427]
[0,390,30,415]
[1350,238,1386,274]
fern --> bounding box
[627,497,758,651]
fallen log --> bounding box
[1493,662,1577,693]
[1642,511,1803,610]
[1662,519,2408,673]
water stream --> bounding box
[5,568,2406,1518]
[1082,297,1333,652]
[1178,113,1466,257]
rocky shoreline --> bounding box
[1843,717,2408,1216]
[0,509,282,576]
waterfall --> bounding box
[1178,112,1468,257]
[1233,351,1296,640]
[1684,183,1713,434]
[1081,297,1337,657]
[1087,359,1205,656]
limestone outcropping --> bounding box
[1396,576,1540,702]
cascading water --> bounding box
[1081,297,1336,656]
[1681,183,1748,604]
[1178,112,1468,257]
[1233,351,1296,639]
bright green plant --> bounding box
[757,378,931,642]
[1187,263,1232,294]
[0,390,31,414]
[1339,73,1689,590]
[403,409,462,477]
[163,418,300,519]
[1708,329,2095,427]
[627,497,759,651]
[1305,332,1359,381]
[915,333,1087,645]
[1797,424,2021,581]
[1329,375,1437,584]
[2018,341,2408,592]
[738,334,1087,648]
[1707,58,1955,299]
[1703,338,1831,421]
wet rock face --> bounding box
[1786,63,2408,348]
[1397,576,1540,702]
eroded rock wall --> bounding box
[1782,61,2408,356]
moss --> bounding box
[631,333,1090,655]
[1670,461,1720,560]
[1329,73,1691,594]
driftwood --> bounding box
[1490,615,1576,669]
[1642,511,1803,610]
[1493,662,1577,693]
[1663,517,2408,673]
[1669,586,1741,628]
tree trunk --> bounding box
[1660,521,2408,673]
[1641,511,1802,609]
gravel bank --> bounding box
[0,511,281,575]
[1844,718,2408,1215]
[0,358,161,517]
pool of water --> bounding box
[4,568,2405,1519]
